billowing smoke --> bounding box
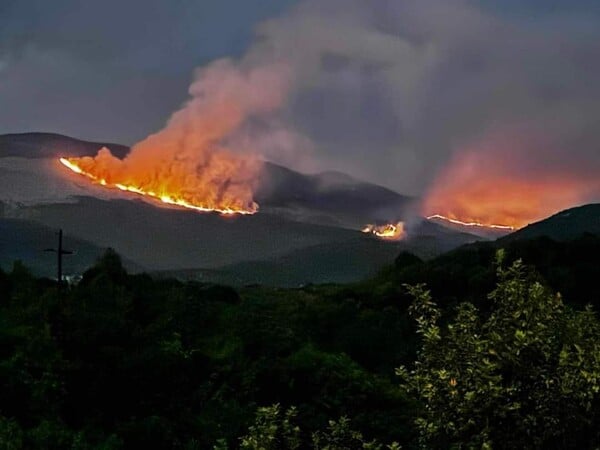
[246,0,600,222]
[422,127,600,227]
[65,59,292,212]
[61,0,600,222]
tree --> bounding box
[397,251,600,449]
[223,405,401,450]
[237,404,301,450]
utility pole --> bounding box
[44,229,73,286]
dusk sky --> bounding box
[1,0,599,196]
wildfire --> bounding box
[362,222,406,240]
[59,156,258,215]
[426,214,515,231]
[56,59,294,217]
[422,132,600,229]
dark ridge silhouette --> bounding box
[500,203,600,242]
[0,132,130,159]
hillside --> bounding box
[0,132,130,159]
[159,220,478,287]
[0,132,481,283]
[0,132,413,229]
[500,203,600,242]
[0,218,142,277]
[256,162,413,228]
[366,204,600,308]
[1,218,599,449]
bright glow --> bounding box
[362,222,406,240]
[59,157,84,174]
[426,214,515,231]
[59,157,257,215]
[422,133,600,229]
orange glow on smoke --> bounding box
[59,152,258,215]
[58,60,293,216]
[422,137,600,229]
[362,222,406,240]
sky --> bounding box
[1,0,599,196]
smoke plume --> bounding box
[66,59,292,212]
[56,0,600,222]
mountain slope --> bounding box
[153,220,479,287]
[256,162,413,228]
[28,196,367,271]
[500,203,600,242]
[0,218,142,277]
[0,132,412,228]
[0,132,130,159]
[0,132,483,283]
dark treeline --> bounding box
[0,234,599,449]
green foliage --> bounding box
[398,253,600,449]
[312,416,400,450]
[237,404,301,450]
[1,241,599,449]
[229,405,401,450]
[0,417,23,450]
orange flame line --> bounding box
[426,214,515,230]
[59,157,257,216]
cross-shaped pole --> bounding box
[44,229,73,286]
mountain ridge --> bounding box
[0,132,484,284]
[500,203,600,242]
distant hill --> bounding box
[0,132,130,159]
[0,218,143,277]
[373,232,600,308]
[426,216,512,239]
[0,132,483,283]
[501,203,600,242]
[0,132,412,229]
[366,204,600,307]
[153,220,479,287]
[256,162,413,228]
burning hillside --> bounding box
[426,214,514,231]
[59,154,257,215]
[362,222,406,240]
[422,133,600,230]
[60,59,291,215]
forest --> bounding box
[1,234,599,449]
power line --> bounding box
[44,229,73,286]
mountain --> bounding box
[28,196,365,270]
[155,223,478,287]
[367,203,600,307]
[0,132,129,159]
[0,132,482,284]
[256,162,413,229]
[425,215,513,239]
[500,203,600,242]
[1,132,412,228]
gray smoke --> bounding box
[240,0,600,196]
[2,0,600,200]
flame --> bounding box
[422,132,600,229]
[362,222,406,240]
[426,214,515,231]
[57,59,293,217]
[59,156,257,215]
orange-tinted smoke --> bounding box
[62,59,291,214]
[422,133,600,229]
